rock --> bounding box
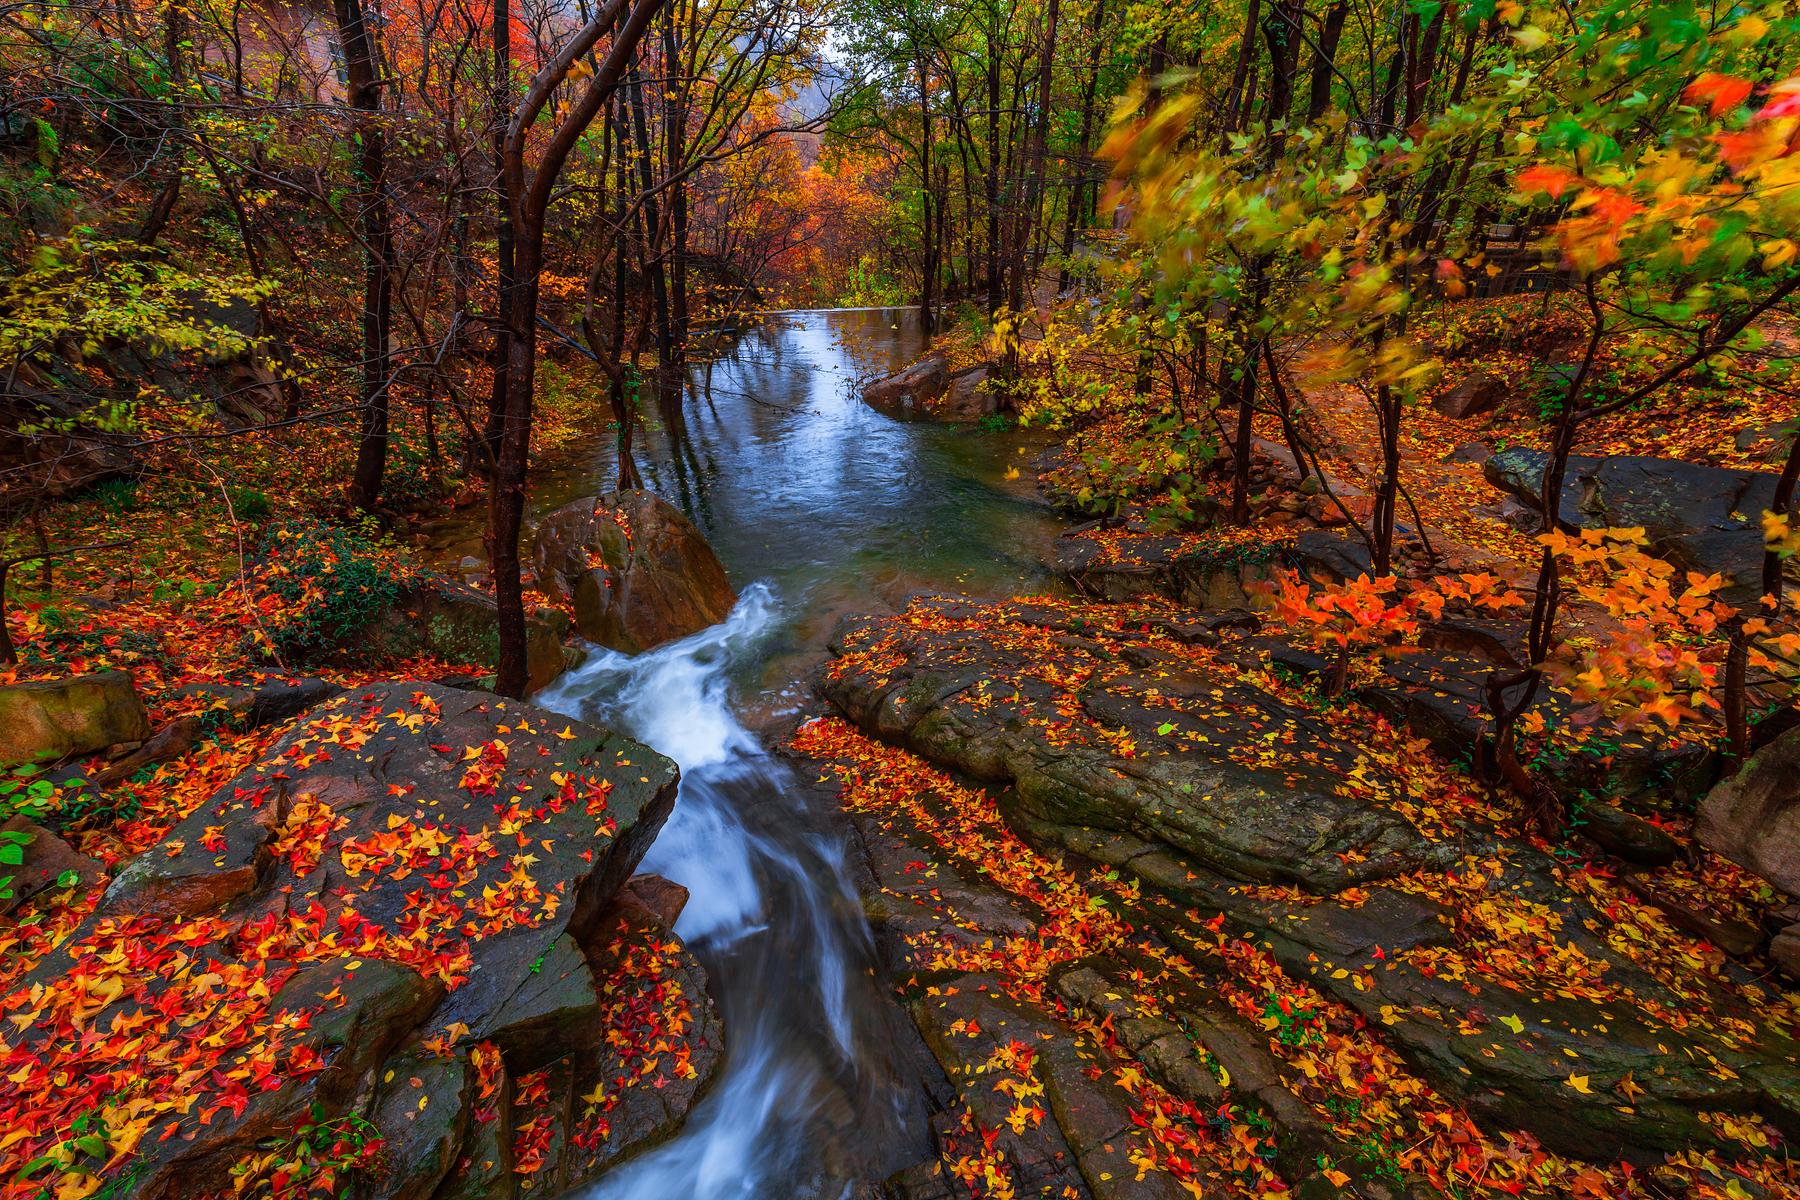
[1431,371,1507,419]
[1287,529,1375,583]
[861,356,998,422]
[533,491,737,654]
[0,815,99,916]
[1445,441,1493,465]
[1697,726,1800,895]
[3,683,683,1200]
[0,671,149,768]
[434,1051,516,1200]
[362,1051,474,1200]
[820,599,1443,893]
[1357,646,1714,808]
[248,676,342,725]
[1772,926,1800,982]
[908,977,1109,1198]
[940,365,998,421]
[92,715,202,786]
[367,580,570,693]
[861,355,949,418]
[170,676,342,729]
[812,596,1800,1166]
[1052,532,1280,611]
[559,904,724,1188]
[1053,819,1800,1163]
[102,682,677,978]
[125,957,440,1200]
[1483,447,1782,591]
[1578,802,1681,867]
[478,934,602,1073]
[617,872,689,927]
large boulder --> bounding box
[0,683,685,1200]
[1431,371,1506,420]
[1697,726,1800,896]
[1483,447,1782,589]
[532,491,737,654]
[861,355,997,422]
[861,354,949,418]
[0,670,149,768]
[367,579,571,692]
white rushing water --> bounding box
[535,584,918,1199]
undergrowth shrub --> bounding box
[248,519,421,662]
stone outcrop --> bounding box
[1483,447,1784,591]
[1699,727,1800,978]
[816,597,1800,1173]
[861,355,998,422]
[1,683,723,1200]
[1698,726,1800,897]
[0,670,150,768]
[819,598,1446,893]
[1053,525,1279,610]
[532,491,737,654]
[368,580,571,693]
[1430,371,1506,420]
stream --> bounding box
[448,309,1065,1198]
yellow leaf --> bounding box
[1567,1074,1592,1094]
[1500,1014,1524,1034]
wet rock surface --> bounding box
[861,356,999,422]
[1482,447,1785,593]
[819,597,1445,892]
[532,490,738,655]
[806,595,1800,1192]
[367,580,571,693]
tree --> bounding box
[488,0,671,699]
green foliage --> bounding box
[236,1103,383,1198]
[835,256,906,308]
[1,236,272,435]
[227,487,273,526]
[249,519,419,663]
[0,763,85,905]
[86,477,141,516]
[1258,989,1325,1047]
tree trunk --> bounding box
[918,53,936,332]
[337,0,394,514]
[1057,0,1105,292]
[489,0,668,698]
[1725,431,1800,758]
[1305,1,1346,123]
[481,0,514,474]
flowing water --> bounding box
[442,309,1066,1198]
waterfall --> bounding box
[536,583,918,1198]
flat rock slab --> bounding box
[819,598,1443,892]
[1022,811,1800,1164]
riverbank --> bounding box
[793,593,1798,1199]
[5,302,1797,1200]
[778,301,1800,1198]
